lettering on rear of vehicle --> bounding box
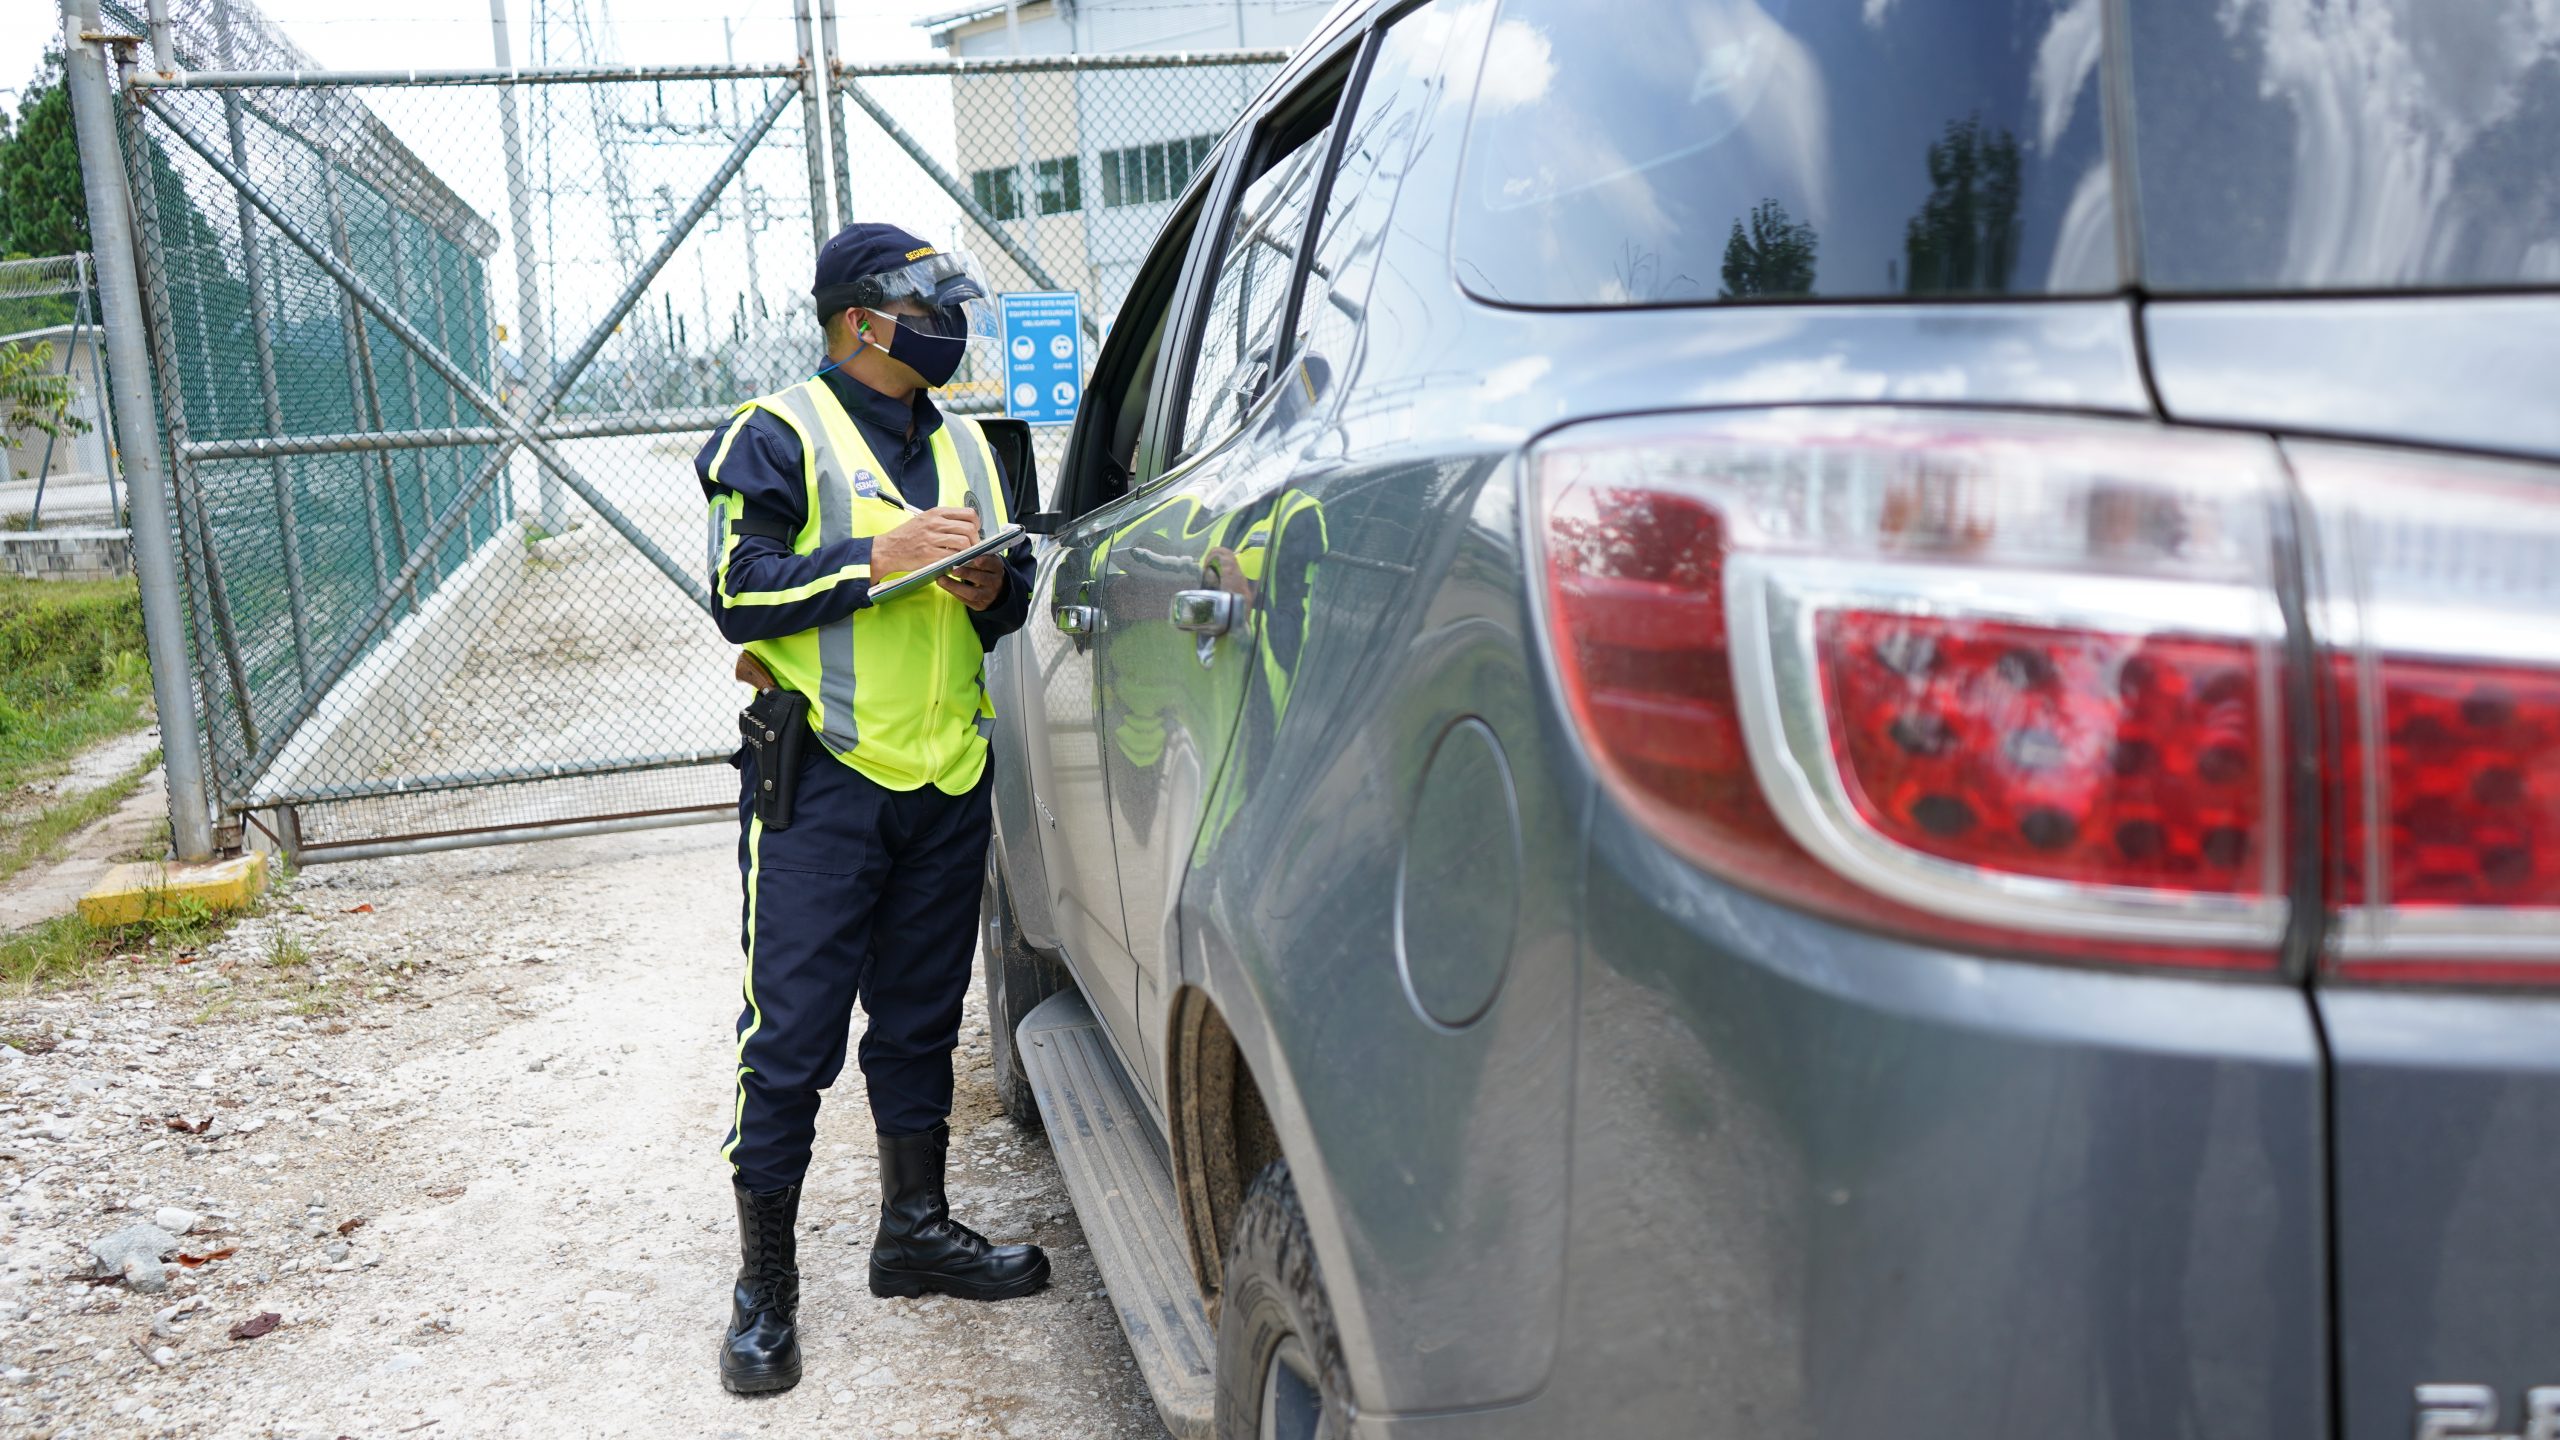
[2416,1384,2560,1440]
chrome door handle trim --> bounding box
[1169,589,1243,636]
[1053,604,1099,636]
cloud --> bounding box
[2030,0,2103,156]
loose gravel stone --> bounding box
[90,1222,179,1277]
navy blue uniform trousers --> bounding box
[722,743,991,1193]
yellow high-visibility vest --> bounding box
[706,377,1009,795]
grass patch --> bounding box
[0,745,158,885]
[0,891,229,989]
[265,928,311,971]
[0,577,153,794]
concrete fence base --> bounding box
[1,527,134,581]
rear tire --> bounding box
[982,851,1066,1132]
[1214,1160,1354,1440]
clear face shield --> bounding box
[819,251,1001,380]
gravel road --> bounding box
[0,825,1165,1439]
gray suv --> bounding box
[976,0,2560,1436]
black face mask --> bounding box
[881,322,967,389]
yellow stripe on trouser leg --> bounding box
[722,813,767,1172]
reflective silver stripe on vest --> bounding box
[768,383,862,756]
[945,417,998,537]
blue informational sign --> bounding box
[998,290,1083,427]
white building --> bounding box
[918,0,1330,327]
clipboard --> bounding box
[868,523,1026,604]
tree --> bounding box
[1,338,88,443]
[0,51,89,261]
[1718,199,1819,300]
[1902,115,2022,295]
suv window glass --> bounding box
[1175,107,1338,460]
[2126,0,2560,291]
[1061,200,1198,519]
[1284,2,1461,406]
[1449,0,2117,307]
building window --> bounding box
[1035,156,1081,215]
[970,166,1023,222]
[1100,134,1220,209]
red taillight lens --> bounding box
[2333,656,2560,910]
[2299,444,2560,985]
[1537,409,2291,971]
[1819,614,2270,896]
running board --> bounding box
[1018,988,1215,1439]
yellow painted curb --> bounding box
[76,854,269,928]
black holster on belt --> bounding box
[739,687,811,830]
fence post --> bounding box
[792,0,833,252]
[79,253,122,523]
[490,0,566,536]
[59,1,216,861]
[817,0,853,227]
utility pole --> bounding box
[492,0,566,534]
[59,0,215,859]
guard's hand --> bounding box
[938,555,1004,611]
[870,507,978,578]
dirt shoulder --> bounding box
[0,826,1163,1439]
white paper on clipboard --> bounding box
[868,523,1026,604]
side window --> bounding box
[1283,2,1462,409]
[1172,87,1343,463]
[1059,199,1200,520]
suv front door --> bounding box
[1023,194,1213,1088]
[1087,54,1360,1086]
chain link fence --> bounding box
[88,0,1281,858]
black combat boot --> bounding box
[719,1182,803,1395]
[869,1123,1051,1300]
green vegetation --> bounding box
[0,890,226,989]
[0,744,154,884]
[0,49,87,333]
[1,338,88,444]
[0,575,153,794]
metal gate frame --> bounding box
[62,0,1284,862]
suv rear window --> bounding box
[1448,0,2118,308]
[2125,0,2560,292]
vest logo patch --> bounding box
[852,468,881,498]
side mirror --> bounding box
[1019,511,1068,536]
[976,416,1040,526]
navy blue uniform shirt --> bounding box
[695,367,1033,650]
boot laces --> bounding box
[741,1202,794,1313]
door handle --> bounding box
[1169,589,1243,636]
[1054,604,1099,636]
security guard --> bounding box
[693,223,1043,1397]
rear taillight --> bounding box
[1536,409,2292,971]
[2299,443,2560,986]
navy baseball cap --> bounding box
[810,222,984,328]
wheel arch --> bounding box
[1166,985,1283,1319]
